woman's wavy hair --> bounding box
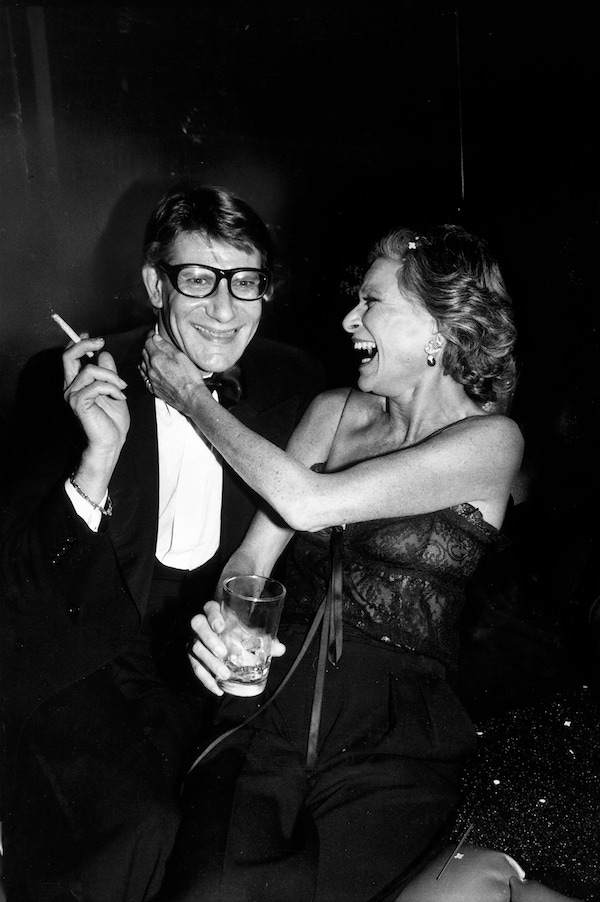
[369,224,517,405]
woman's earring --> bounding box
[425,335,443,367]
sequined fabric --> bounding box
[452,683,600,900]
[285,504,505,666]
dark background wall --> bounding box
[1,0,599,515]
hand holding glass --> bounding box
[217,575,286,696]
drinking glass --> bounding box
[217,575,286,696]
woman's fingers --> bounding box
[142,331,174,370]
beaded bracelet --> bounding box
[69,474,113,517]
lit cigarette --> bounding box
[51,313,94,357]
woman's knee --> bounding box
[396,845,582,902]
[396,845,522,902]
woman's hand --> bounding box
[188,601,286,696]
[63,337,130,465]
[141,331,208,415]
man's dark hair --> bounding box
[143,184,273,269]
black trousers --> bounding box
[2,561,215,902]
[3,669,182,902]
[158,624,476,902]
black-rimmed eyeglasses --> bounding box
[158,262,271,301]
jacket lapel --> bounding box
[219,338,302,562]
[108,334,159,615]
[103,331,306,610]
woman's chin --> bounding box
[356,361,379,392]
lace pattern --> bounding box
[284,504,505,666]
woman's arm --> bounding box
[143,333,523,532]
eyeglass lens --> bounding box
[176,266,267,299]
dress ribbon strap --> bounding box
[306,524,345,771]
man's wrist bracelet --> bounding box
[68,474,113,517]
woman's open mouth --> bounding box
[353,340,377,364]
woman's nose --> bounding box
[342,302,363,333]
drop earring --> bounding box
[425,335,443,367]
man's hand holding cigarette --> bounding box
[55,316,131,508]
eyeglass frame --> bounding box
[157,261,271,301]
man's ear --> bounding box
[142,263,164,310]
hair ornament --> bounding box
[407,240,418,250]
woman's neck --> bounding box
[383,379,484,448]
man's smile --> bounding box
[192,323,239,341]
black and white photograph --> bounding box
[1,2,599,900]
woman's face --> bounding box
[342,257,439,396]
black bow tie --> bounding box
[203,366,243,410]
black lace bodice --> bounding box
[284,504,505,666]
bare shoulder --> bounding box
[438,413,524,476]
[454,415,524,525]
[286,387,353,463]
[301,386,353,424]
[464,413,523,456]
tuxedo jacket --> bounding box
[1,327,324,747]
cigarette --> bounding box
[51,313,94,357]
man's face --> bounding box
[145,231,264,374]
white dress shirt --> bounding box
[65,396,223,571]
